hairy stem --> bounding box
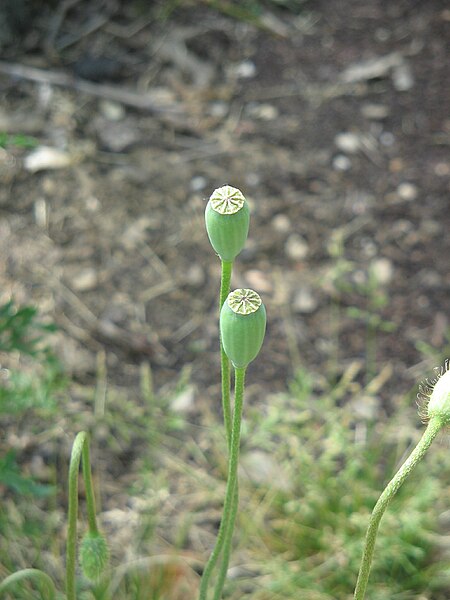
[212,366,246,600]
[0,569,56,600]
[354,416,443,600]
[66,431,99,600]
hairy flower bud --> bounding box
[79,531,109,581]
[220,289,266,368]
[205,185,250,262]
[427,363,450,425]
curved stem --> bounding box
[212,366,246,600]
[0,569,56,600]
[354,416,443,600]
[66,431,99,600]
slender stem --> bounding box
[220,259,233,447]
[212,366,246,600]
[0,569,56,600]
[66,431,100,600]
[199,368,246,600]
[82,437,98,534]
[199,260,233,600]
[354,416,443,600]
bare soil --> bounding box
[0,0,449,592]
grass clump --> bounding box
[232,368,450,599]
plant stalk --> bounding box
[212,366,246,600]
[354,416,443,600]
[66,431,99,600]
[0,569,56,600]
[198,260,234,600]
[220,259,233,447]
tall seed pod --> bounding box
[220,289,266,369]
[205,185,250,262]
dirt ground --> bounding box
[0,0,449,587]
[1,0,448,399]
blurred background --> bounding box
[0,1,449,598]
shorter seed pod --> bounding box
[220,289,266,369]
[79,531,109,581]
[205,185,250,262]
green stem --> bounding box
[66,431,99,600]
[220,259,233,447]
[354,416,443,600]
[199,367,245,600]
[199,260,234,600]
[212,366,246,600]
[0,569,56,600]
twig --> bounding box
[0,60,182,114]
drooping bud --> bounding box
[426,362,450,425]
[79,531,109,581]
[220,289,266,369]
[205,185,250,262]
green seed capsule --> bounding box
[220,289,266,369]
[205,185,250,262]
[79,531,109,581]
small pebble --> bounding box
[380,132,395,146]
[170,385,195,413]
[208,101,229,118]
[334,132,361,154]
[361,103,390,120]
[332,154,352,171]
[190,176,207,192]
[292,286,318,313]
[24,146,72,172]
[397,182,418,201]
[234,60,257,79]
[246,103,279,120]
[71,268,98,291]
[434,162,449,176]
[285,234,309,261]
[371,257,394,285]
[185,264,205,287]
[271,213,291,233]
[99,99,125,121]
[392,64,414,91]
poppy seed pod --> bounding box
[205,185,250,262]
[220,289,266,369]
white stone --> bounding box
[392,64,414,91]
[397,182,418,201]
[24,146,72,172]
[332,154,352,171]
[292,286,318,313]
[334,132,361,154]
[371,258,394,285]
[271,213,291,233]
[170,385,195,413]
[99,100,125,121]
[71,268,98,291]
[285,234,309,260]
